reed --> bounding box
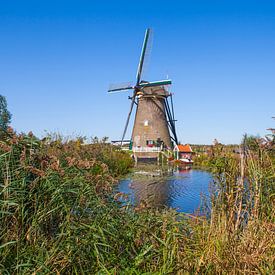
[0,129,274,274]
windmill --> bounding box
[108,28,178,160]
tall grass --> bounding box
[0,129,274,273]
[190,136,275,273]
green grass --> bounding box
[0,130,274,274]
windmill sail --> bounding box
[139,79,172,88]
[136,28,152,85]
[120,96,136,146]
[108,82,133,93]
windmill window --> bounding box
[146,140,155,147]
[144,120,149,126]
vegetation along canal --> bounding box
[117,166,213,213]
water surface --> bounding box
[117,167,213,213]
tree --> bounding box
[0,95,12,131]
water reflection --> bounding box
[117,166,212,213]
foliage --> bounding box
[0,95,12,135]
[0,130,274,274]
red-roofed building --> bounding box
[174,144,193,163]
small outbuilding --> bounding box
[173,144,193,161]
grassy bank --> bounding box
[1,129,274,274]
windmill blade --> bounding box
[139,79,172,88]
[108,86,134,93]
[120,95,136,146]
[170,93,175,122]
[139,30,153,83]
[164,98,178,145]
[136,28,152,85]
[108,82,134,93]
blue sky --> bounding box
[0,0,274,144]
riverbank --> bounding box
[1,130,274,273]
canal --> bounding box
[117,166,213,213]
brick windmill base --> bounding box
[131,86,173,162]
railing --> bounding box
[133,146,161,153]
